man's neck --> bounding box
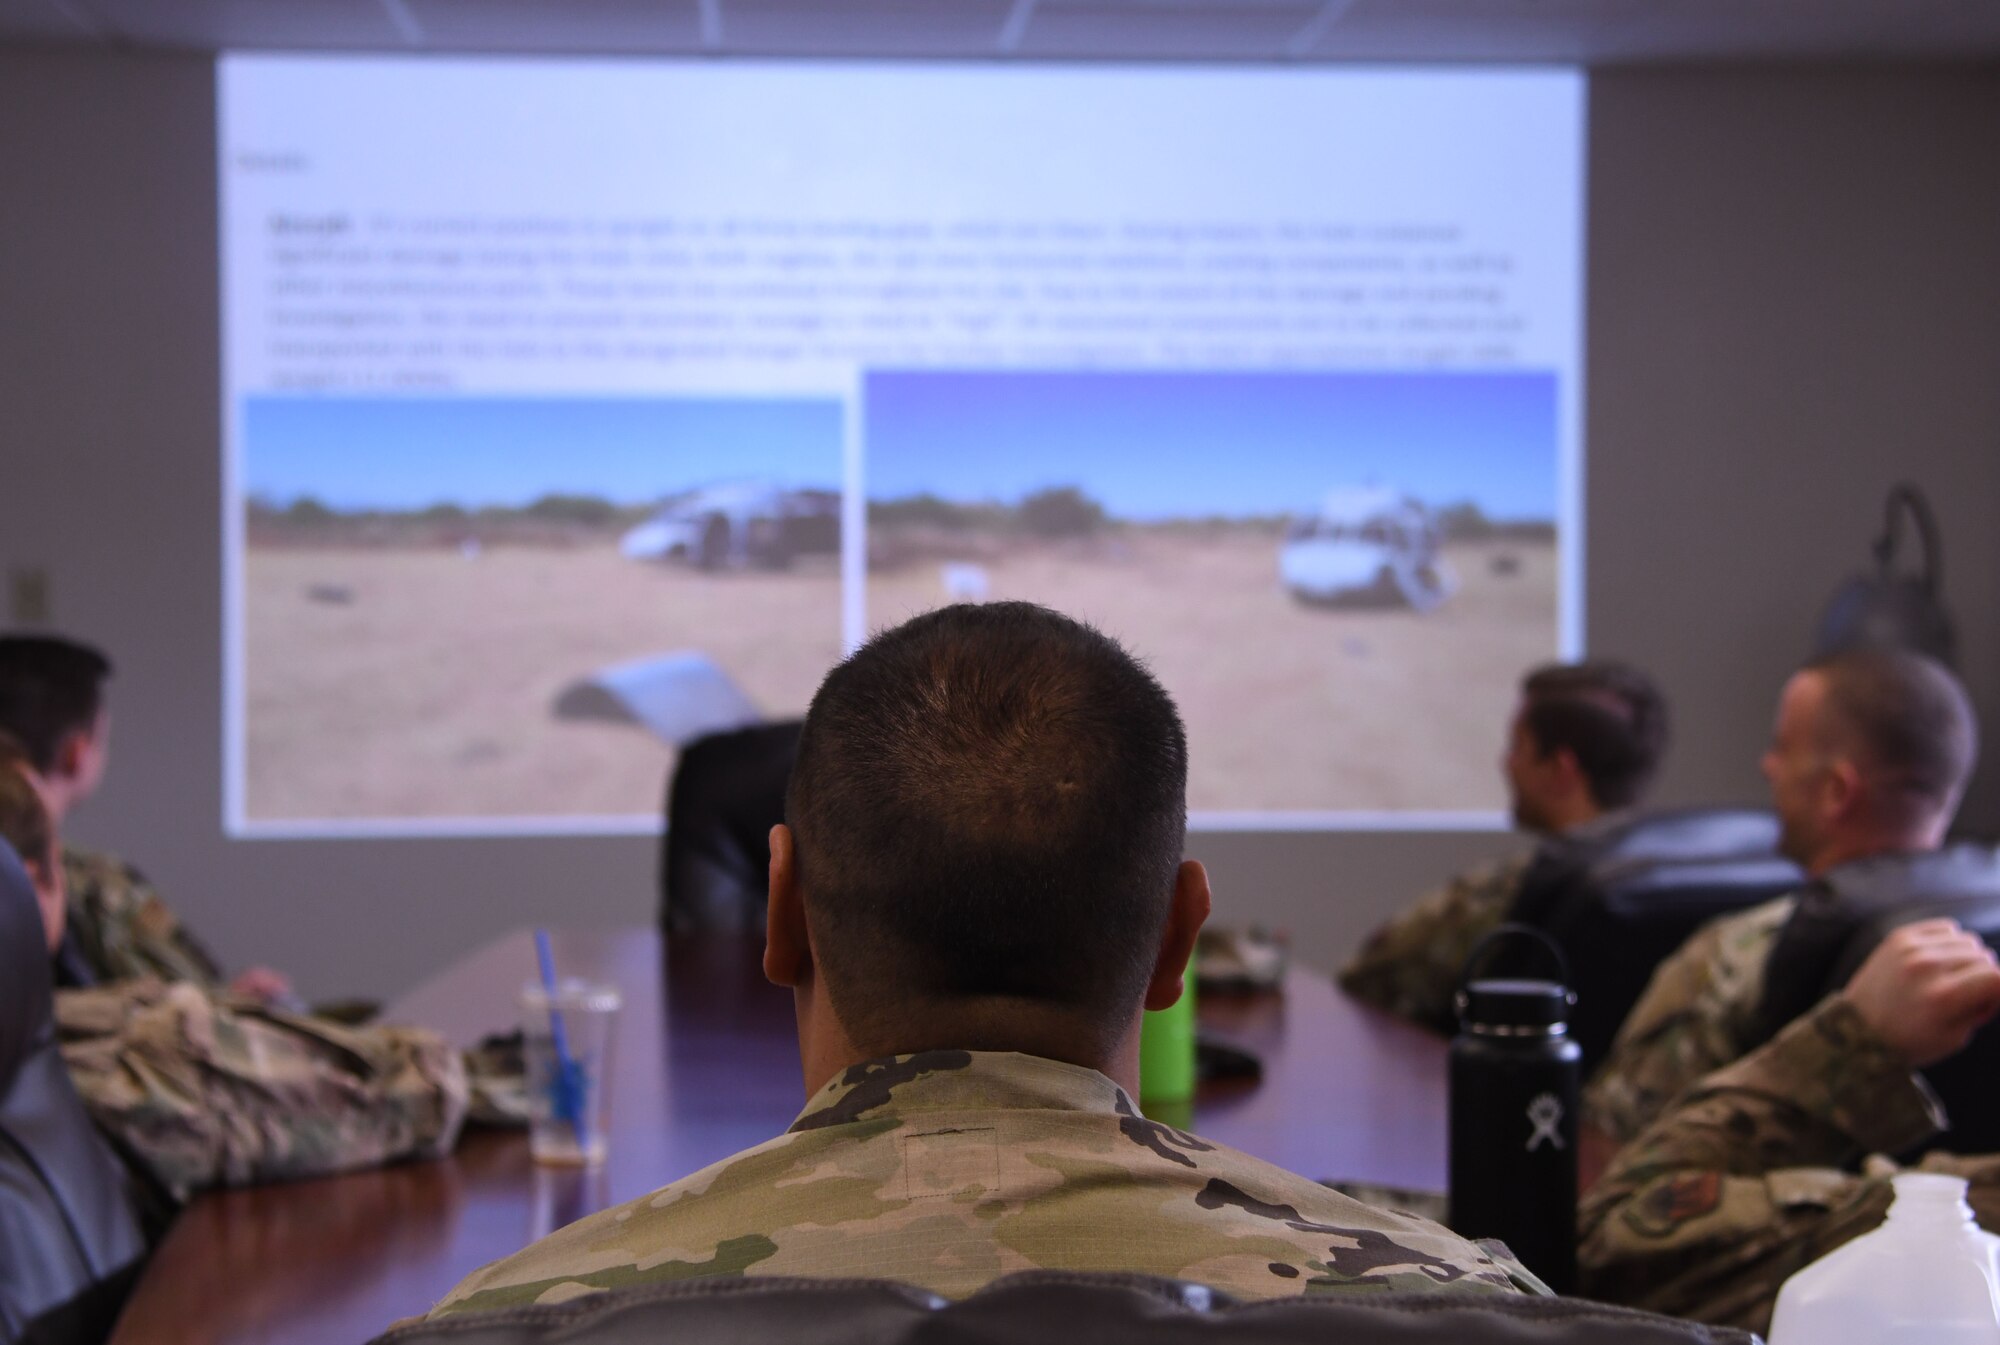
[802,998,1135,1099]
[1538,797,1602,837]
[1806,828,1945,878]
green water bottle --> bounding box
[1139,974,1196,1108]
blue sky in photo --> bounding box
[865,370,1558,521]
[244,396,844,510]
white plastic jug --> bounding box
[1768,1172,2000,1345]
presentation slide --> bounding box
[219,56,1584,837]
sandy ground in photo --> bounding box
[244,535,1555,822]
[243,547,841,821]
[869,536,1558,813]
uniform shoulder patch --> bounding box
[1621,1171,1722,1239]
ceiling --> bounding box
[3,0,1999,64]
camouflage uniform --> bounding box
[61,844,228,989]
[1337,854,1533,1031]
[1582,897,1794,1144]
[58,844,527,1133]
[56,978,469,1202]
[1577,994,2000,1335]
[1337,814,1636,1033]
[428,1050,1543,1318]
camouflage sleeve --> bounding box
[56,981,468,1201]
[62,847,228,989]
[1336,855,1529,1032]
[1581,898,1792,1144]
[1576,995,1941,1333]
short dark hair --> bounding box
[0,636,113,773]
[1805,648,1978,820]
[787,602,1187,1053]
[1519,660,1670,810]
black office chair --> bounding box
[1505,809,1804,1072]
[1755,842,2000,1156]
[0,839,150,1345]
[370,1271,1758,1345]
[1508,808,1792,933]
[660,720,804,935]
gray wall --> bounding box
[3,51,1997,1000]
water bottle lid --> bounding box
[1456,977,1575,1033]
[1889,1172,1972,1204]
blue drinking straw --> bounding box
[533,929,586,1130]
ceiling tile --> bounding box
[1313,0,2000,63]
[719,0,1017,55]
[1306,0,1653,63]
[6,0,2000,62]
[0,0,98,40]
[402,0,705,52]
[82,0,411,50]
[1020,1,1321,59]
[1591,0,1929,62]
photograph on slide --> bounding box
[237,395,844,825]
[862,369,1562,815]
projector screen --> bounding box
[219,55,1584,838]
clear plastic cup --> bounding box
[529,1162,611,1240]
[519,978,621,1167]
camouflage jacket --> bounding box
[61,844,228,989]
[428,1050,1541,1318]
[56,978,468,1202]
[1577,994,2000,1334]
[1336,815,1638,1033]
[1582,896,1795,1144]
[1337,854,1532,1032]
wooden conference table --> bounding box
[107,929,1449,1345]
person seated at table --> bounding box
[0,731,69,961]
[1339,659,1670,1029]
[0,729,471,1206]
[0,818,153,1345]
[0,634,291,1000]
[1577,918,2000,1334]
[1584,648,1979,1146]
[427,602,1543,1320]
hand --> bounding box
[1840,919,2000,1068]
[230,966,295,1003]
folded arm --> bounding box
[1336,855,1528,1032]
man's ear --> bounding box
[1143,860,1213,1012]
[52,728,88,784]
[1549,745,1590,800]
[764,824,812,988]
[1823,757,1865,824]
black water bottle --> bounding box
[1447,924,1580,1294]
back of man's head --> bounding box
[1518,660,1669,810]
[786,602,1188,1057]
[1805,648,1978,830]
[0,636,113,774]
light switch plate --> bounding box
[9,567,50,624]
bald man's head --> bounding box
[1763,650,1978,872]
[1810,650,1977,820]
